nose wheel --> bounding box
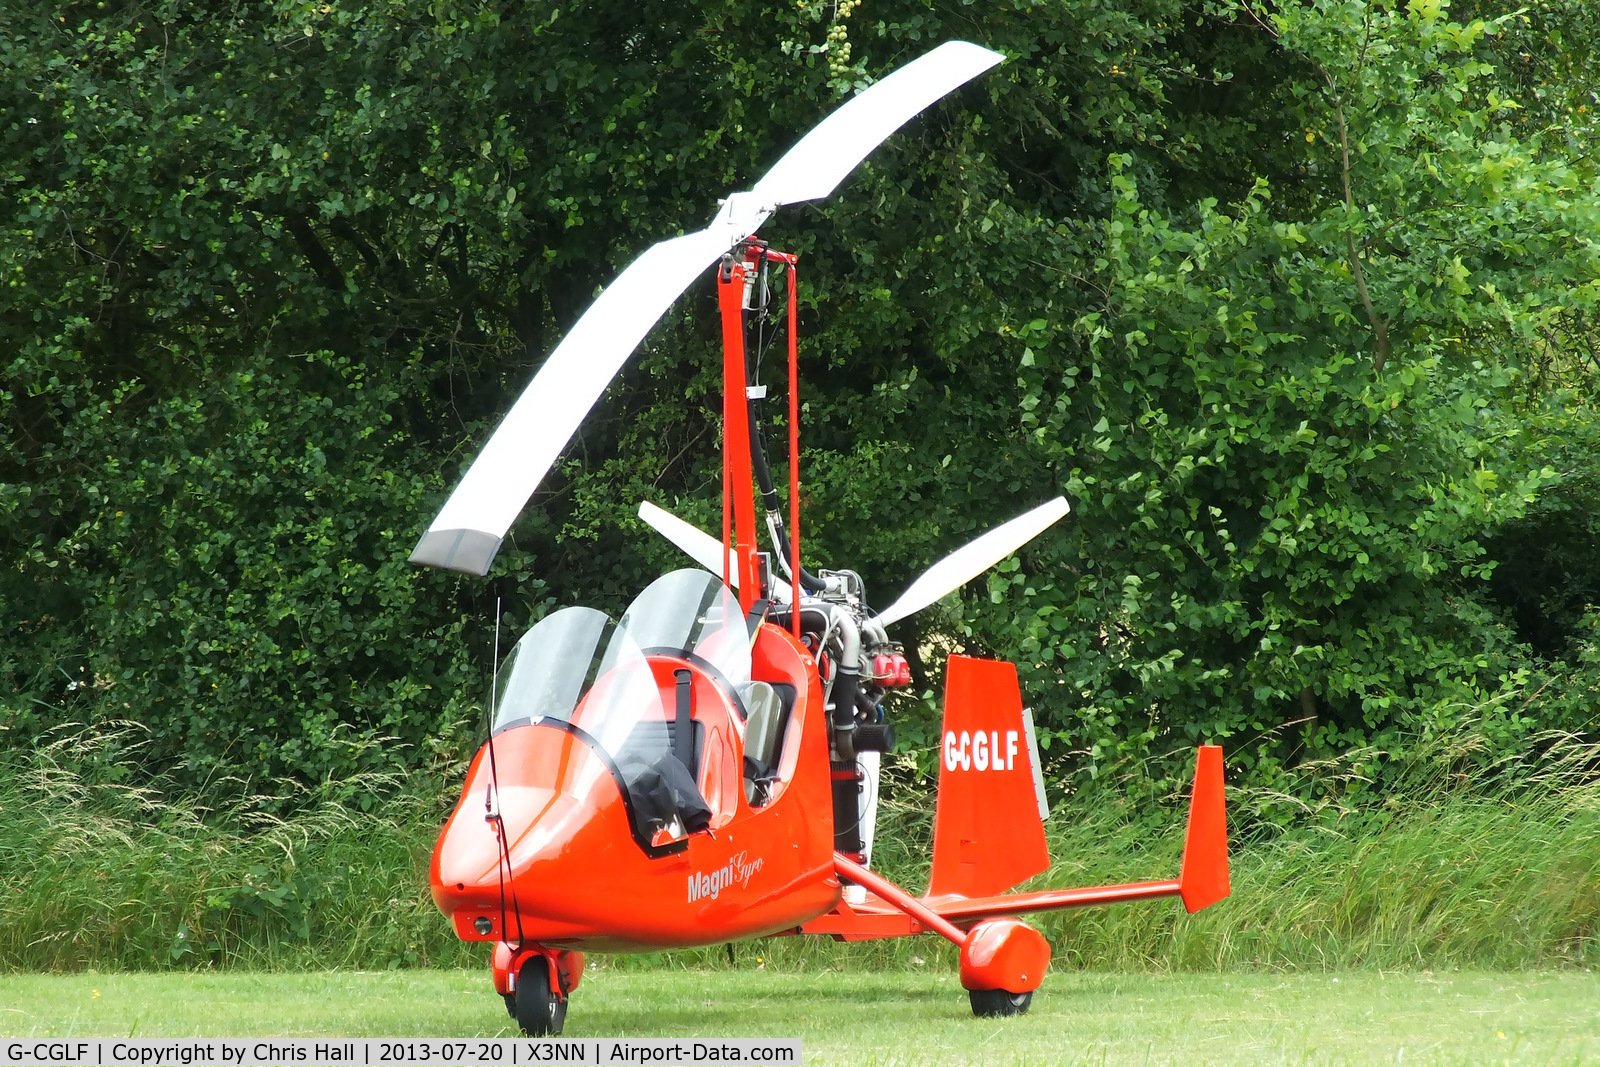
[514,955,568,1036]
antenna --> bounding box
[486,596,503,816]
[482,595,524,946]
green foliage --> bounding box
[3,0,1600,797]
[1031,724,1600,970]
[959,0,1600,791]
[1477,314,1600,663]
[4,348,483,786]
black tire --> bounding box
[502,993,516,1019]
[515,956,567,1036]
[969,989,1033,1018]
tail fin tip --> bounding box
[1178,744,1229,913]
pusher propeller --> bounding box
[638,496,1070,627]
[637,501,792,602]
[872,496,1070,627]
[410,41,1005,575]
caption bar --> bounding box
[2,1042,800,1067]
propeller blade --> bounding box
[874,497,1071,628]
[751,40,1005,206]
[638,501,791,602]
[410,42,1005,575]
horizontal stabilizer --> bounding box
[920,746,1227,923]
[929,879,1181,924]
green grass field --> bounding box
[6,729,1598,1063]
[3,968,1597,1065]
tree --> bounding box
[4,0,1596,798]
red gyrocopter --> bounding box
[409,41,1229,1036]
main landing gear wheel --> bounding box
[515,956,567,1036]
[969,989,1033,1018]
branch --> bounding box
[284,214,347,293]
[1238,1,1279,40]
[329,218,387,278]
[1325,71,1391,373]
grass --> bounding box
[2,968,1598,1065]
[0,725,476,972]
[4,721,1599,1062]
[2,721,1597,973]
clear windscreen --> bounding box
[570,623,669,753]
[491,606,610,732]
[489,578,739,846]
[615,569,750,687]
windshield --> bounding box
[488,572,747,851]
[569,602,713,848]
[491,606,610,732]
[571,623,669,754]
[616,569,750,687]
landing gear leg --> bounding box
[514,955,567,1036]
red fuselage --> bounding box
[430,621,838,953]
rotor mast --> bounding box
[718,243,806,622]
[717,253,762,609]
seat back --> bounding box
[740,681,797,805]
[742,682,784,768]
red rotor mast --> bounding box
[717,243,802,628]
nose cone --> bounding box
[430,722,627,939]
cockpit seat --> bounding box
[740,681,795,806]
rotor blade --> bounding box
[411,41,1005,575]
[638,501,792,602]
[874,497,1071,628]
[750,40,1005,206]
[410,227,741,574]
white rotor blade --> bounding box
[411,41,1005,575]
[752,41,1005,206]
[874,497,1071,628]
[411,228,742,573]
[638,501,791,602]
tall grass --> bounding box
[0,722,477,972]
[1031,728,1600,971]
[678,724,1600,973]
[3,720,1596,973]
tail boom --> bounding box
[932,741,1230,924]
[802,725,1229,941]
[928,879,1182,924]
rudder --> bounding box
[928,655,1051,899]
[1178,744,1229,913]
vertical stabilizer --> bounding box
[928,656,1051,899]
[1178,744,1230,912]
